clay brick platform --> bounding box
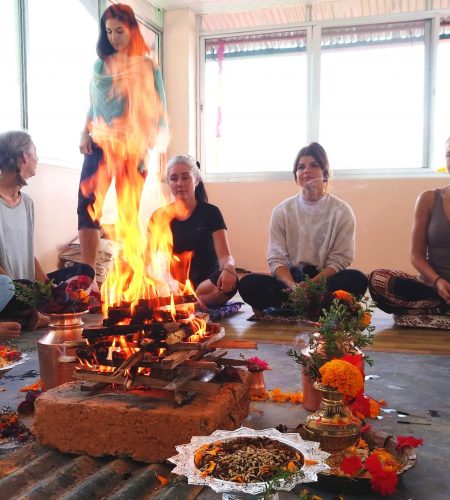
[34,371,251,463]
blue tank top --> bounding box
[427,188,450,281]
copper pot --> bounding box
[38,312,86,390]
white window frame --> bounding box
[199,11,448,182]
[7,0,163,169]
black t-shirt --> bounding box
[170,202,227,287]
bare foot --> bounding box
[0,321,21,338]
[28,311,50,330]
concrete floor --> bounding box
[1,333,449,499]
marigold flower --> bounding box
[319,359,364,397]
[372,448,403,471]
[20,380,43,392]
[369,398,382,418]
[359,311,372,328]
[333,290,354,303]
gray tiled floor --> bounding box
[1,332,449,499]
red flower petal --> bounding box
[395,435,424,452]
[351,393,371,418]
[340,455,364,476]
[364,454,383,474]
[370,467,398,496]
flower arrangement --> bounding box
[282,277,334,322]
[337,435,423,496]
[287,289,375,381]
[283,279,373,329]
[318,359,364,398]
[14,276,99,314]
[245,356,270,373]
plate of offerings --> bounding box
[0,346,27,379]
[168,427,330,495]
[294,425,418,495]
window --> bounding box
[320,22,426,170]
[433,18,450,169]
[203,31,308,175]
[201,18,441,176]
[27,0,98,165]
[0,0,21,131]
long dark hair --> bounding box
[293,142,331,182]
[97,4,148,59]
[0,130,33,187]
[166,155,208,203]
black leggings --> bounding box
[238,266,368,311]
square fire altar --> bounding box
[34,371,251,463]
[34,298,254,462]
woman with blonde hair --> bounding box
[150,155,238,308]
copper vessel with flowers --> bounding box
[287,283,374,411]
[15,276,99,390]
[303,359,363,452]
[245,356,270,399]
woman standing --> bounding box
[150,155,238,308]
[369,138,450,314]
[239,142,368,313]
[78,3,167,270]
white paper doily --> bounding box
[168,426,330,495]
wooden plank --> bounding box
[166,328,225,351]
[209,339,257,349]
[160,350,197,369]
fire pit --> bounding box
[56,297,246,403]
[34,297,255,462]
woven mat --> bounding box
[393,313,450,330]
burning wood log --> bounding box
[161,350,197,370]
[73,370,220,395]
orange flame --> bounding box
[80,53,204,320]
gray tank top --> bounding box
[426,188,450,281]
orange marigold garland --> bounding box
[267,387,303,404]
[319,359,364,398]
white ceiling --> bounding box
[149,0,450,19]
[150,0,317,15]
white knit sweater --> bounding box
[267,193,355,274]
